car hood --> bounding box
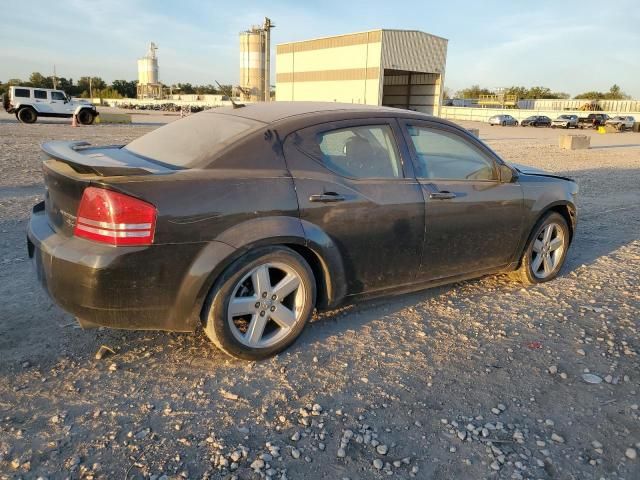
[552,118,570,122]
[509,162,574,182]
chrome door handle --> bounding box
[429,191,456,200]
[309,193,345,203]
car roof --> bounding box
[202,101,404,124]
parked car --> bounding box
[577,113,609,128]
[488,114,519,126]
[551,115,579,129]
[3,86,98,124]
[28,102,578,360]
[605,115,635,131]
[521,115,552,127]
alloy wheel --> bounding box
[531,222,565,279]
[227,262,306,348]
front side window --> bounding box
[34,90,48,99]
[14,89,30,98]
[406,126,497,181]
[316,125,402,179]
[51,91,66,101]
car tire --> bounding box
[551,125,556,129]
[501,121,506,126]
[509,212,570,285]
[203,246,316,360]
[514,121,519,126]
[77,109,95,125]
[17,107,37,124]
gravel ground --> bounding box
[0,114,639,480]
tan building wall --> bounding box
[276,29,448,115]
[277,31,382,105]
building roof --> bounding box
[276,28,448,46]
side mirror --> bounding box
[499,164,517,183]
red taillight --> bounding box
[74,187,157,246]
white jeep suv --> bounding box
[3,86,99,124]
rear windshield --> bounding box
[125,111,264,167]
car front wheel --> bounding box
[510,212,570,285]
[77,109,95,125]
[203,246,316,360]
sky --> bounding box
[1,0,639,98]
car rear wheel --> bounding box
[203,246,316,360]
[510,212,570,285]
[501,121,506,126]
[17,107,37,124]
[77,109,95,125]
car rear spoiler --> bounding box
[41,141,179,176]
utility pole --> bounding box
[89,77,93,99]
[53,65,58,89]
[263,17,274,102]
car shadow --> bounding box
[589,144,640,150]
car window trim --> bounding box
[398,119,501,182]
[291,117,414,181]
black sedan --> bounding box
[28,102,578,360]
[521,115,552,127]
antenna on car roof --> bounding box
[216,81,245,109]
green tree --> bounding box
[28,72,53,88]
[111,80,137,98]
[456,85,494,99]
[174,83,195,94]
[76,77,107,97]
[574,85,630,100]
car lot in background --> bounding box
[605,115,635,131]
[488,114,518,126]
[520,115,552,127]
[578,113,609,129]
[551,114,579,129]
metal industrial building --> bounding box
[276,29,448,115]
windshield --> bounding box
[558,115,571,119]
[125,111,264,167]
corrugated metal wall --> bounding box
[382,73,439,114]
[380,30,447,74]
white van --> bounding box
[3,86,99,124]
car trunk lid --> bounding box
[41,141,178,236]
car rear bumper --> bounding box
[27,202,210,332]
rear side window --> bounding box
[51,91,66,101]
[316,125,402,179]
[407,126,497,181]
[14,89,30,98]
[34,90,48,99]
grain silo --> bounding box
[239,18,274,102]
[137,42,162,99]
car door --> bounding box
[32,90,52,113]
[398,119,525,281]
[283,118,425,295]
[50,91,71,114]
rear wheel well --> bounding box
[285,244,328,310]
